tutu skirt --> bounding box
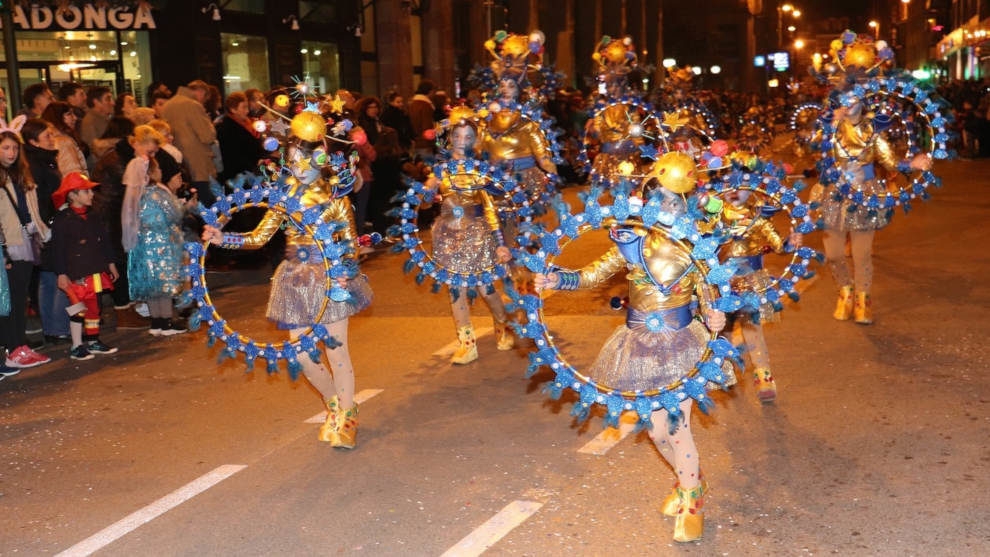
[730,268,780,324]
[820,164,892,232]
[588,318,714,393]
[266,246,372,329]
[431,204,498,275]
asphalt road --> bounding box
[2,155,989,556]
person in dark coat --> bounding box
[381,92,415,152]
[50,172,119,360]
[21,118,70,343]
[215,91,267,185]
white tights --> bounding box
[648,401,701,489]
[449,289,508,330]
[291,319,355,409]
[823,229,875,294]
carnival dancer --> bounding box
[584,36,645,181]
[202,108,372,448]
[810,32,933,325]
[713,188,801,402]
[421,106,515,364]
[534,161,727,542]
[478,31,558,203]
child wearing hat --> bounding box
[50,172,119,360]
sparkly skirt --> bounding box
[730,268,780,324]
[588,318,713,393]
[821,165,892,232]
[431,204,498,275]
[266,247,372,330]
[514,166,549,199]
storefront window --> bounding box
[0,29,151,104]
[300,41,340,95]
[221,33,270,94]
[120,30,153,103]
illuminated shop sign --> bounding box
[768,51,790,71]
[0,4,156,30]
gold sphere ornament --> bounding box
[842,43,876,69]
[290,111,326,142]
[603,41,628,63]
[649,152,697,194]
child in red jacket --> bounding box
[50,172,119,360]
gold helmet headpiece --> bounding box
[485,30,545,85]
[592,36,638,82]
[819,30,895,79]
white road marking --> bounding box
[56,464,247,557]
[432,327,494,357]
[577,420,637,455]
[304,388,383,423]
[440,499,544,557]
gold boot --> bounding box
[318,396,340,444]
[661,476,708,517]
[833,285,854,321]
[854,292,873,324]
[753,368,777,403]
[451,326,479,364]
[673,484,705,543]
[494,319,515,351]
[332,403,359,449]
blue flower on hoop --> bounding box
[183,178,354,375]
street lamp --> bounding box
[868,20,879,39]
[787,25,796,32]
[691,66,702,75]
[662,58,677,68]
[794,39,805,49]
[778,3,801,50]
[710,65,722,74]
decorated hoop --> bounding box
[579,95,664,177]
[184,180,356,377]
[387,158,518,297]
[510,185,741,430]
[816,73,954,213]
[702,162,824,315]
[789,101,823,150]
[661,98,720,141]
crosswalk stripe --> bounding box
[56,465,247,557]
[440,499,543,557]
